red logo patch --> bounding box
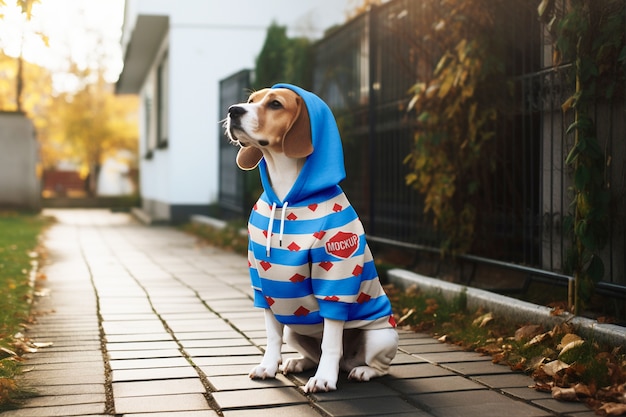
[325,231,359,259]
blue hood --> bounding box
[258,83,346,207]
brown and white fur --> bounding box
[224,88,398,393]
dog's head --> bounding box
[225,88,313,170]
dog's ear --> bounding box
[283,97,313,158]
[236,146,263,170]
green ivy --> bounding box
[540,0,625,313]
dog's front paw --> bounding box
[282,357,316,374]
[249,363,279,380]
[303,374,338,393]
[348,365,383,382]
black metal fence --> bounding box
[218,0,625,296]
[310,0,625,293]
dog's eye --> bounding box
[268,100,283,109]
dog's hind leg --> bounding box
[282,327,319,374]
[348,328,398,382]
[250,309,284,379]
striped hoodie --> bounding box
[246,84,396,334]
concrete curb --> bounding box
[388,268,626,348]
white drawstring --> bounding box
[266,202,277,257]
[279,201,288,247]
[266,201,288,257]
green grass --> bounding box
[0,211,51,409]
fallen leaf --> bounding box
[472,312,494,328]
[524,331,552,348]
[397,308,415,326]
[552,386,578,401]
[598,402,626,416]
[558,333,582,350]
[543,360,569,376]
[0,347,17,358]
[515,324,543,341]
[559,339,585,359]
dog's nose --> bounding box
[228,105,246,119]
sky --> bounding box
[0,0,354,94]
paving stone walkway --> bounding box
[3,209,596,417]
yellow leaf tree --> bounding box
[42,67,138,195]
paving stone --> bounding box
[472,372,536,388]
[222,404,326,417]
[186,346,262,357]
[392,352,428,365]
[109,356,190,370]
[387,363,455,379]
[200,363,257,377]
[113,378,206,397]
[401,342,463,354]
[212,387,307,409]
[409,390,549,417]
[209,374,294,391]
[107,340,180,351]
[115,393,211,413]
[192,355,263,366]
[413,351,494,364]
[442,361,513,376]
[125,412,220,417]
[112,366,199,382]
[14,393,105,408]
[532,398,594,414]
[386,375,487,394]
[179,338,252,349]
[316,396,420,416]
[0,402,106,416]
[308,379,398,401]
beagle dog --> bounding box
[225,85,398,393]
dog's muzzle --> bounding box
[226,105,247,143]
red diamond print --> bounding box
[265,296,275,306]
[287,242,301,252]
[324,295,340,302]
[319,261,334,271]
[260,261,272,271]
[287,212,298,221]
[308,204,318,211]
[313,231,326,240]
[248,260,252,267]
[253,203,258,211]
[267,202,273,210]
[262,230,269,238]
[289,273,305,283]
[352,265,363,276]
[294,306,310,316]
[389,315,397,327]
[332,203,343,212]
[357,292,371,303]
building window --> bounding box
[156,52,169,149]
